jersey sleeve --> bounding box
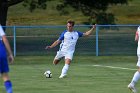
[137,26,140,32]
[58,30,66,41]
[77,31,83,37]
[0,25,5,36]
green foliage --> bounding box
[8,0,23,6]
[8,0,130,24]
[56,0,129,24]
[96,13,115,25]
[22,0,49,12]
[7,0,140,25]
[58,0,128,12]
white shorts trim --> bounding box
[54,51,74,60]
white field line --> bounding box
[82,64,137,71]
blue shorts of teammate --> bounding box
[0,40,9,73]
[0,57,9,73]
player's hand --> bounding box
[45,46,52,50]
[8,54,14,64]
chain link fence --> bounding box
[4,25,139,56]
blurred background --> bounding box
[1,0,140,56]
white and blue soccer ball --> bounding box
[44,70,52,78]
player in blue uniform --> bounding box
[0,25,14,93]
[46,20,96,78]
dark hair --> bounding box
[67,20,75,26]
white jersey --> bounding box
[58,30,83,53]
[137,26,140,54]
[136,26,140,67]
[0,25,5,40]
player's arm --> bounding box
[135,31,139,42]
[45,40,61,49]
[83,24,96,36]
[2,35,14,63]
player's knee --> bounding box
[65,59,71,65]
[2,73,10,81]
[53,59,60,65]
[138,68,140,72]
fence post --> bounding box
[13,26,16,57]
[96,26,99,56]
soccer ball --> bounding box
[44,70,52,78]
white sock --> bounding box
[61,64,69,76]
[131,71,140,85]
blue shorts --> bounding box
[0,57,9,73]
[0,40,9,73]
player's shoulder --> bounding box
[74,30,82,33]
[60,30,67,35]
[74,31,83,37]
[62,30,67,33]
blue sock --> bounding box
[4,80,13,93]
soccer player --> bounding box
[45,20,96,78]
[128,26,140,93]
[0,24,14,93]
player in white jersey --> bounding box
[0,25,14,93]
[128,26,140,93]
[45,20,96,78]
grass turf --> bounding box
[0,56,139,93]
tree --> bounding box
[0,0,48,31]
[0,0,24,30]
[22,0,49,12]
[0,0,8,30]
[0,0,129,30]
[56,0,129,24]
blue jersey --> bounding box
[58,30,83,52]
[0,25,9,73]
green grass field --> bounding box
[0,56,139,93]
[2,0,140,93]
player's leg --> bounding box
[59,52,73,78]
[130,67,140,85]
[128,68,140,93]
[1,71,13,93]
[2,73,13,93]
[0,57,13,93]
[53,51,63,65]
[53,58,62,65]
[59,59,71,78]
[132,56,140,84]
[128,55,140,93]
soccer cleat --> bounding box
[59,74,67,79]
[128,83,137,93]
